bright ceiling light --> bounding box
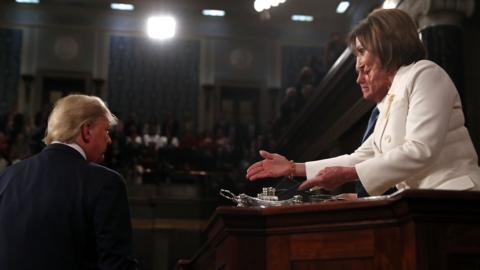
[270,0,280,7]
[15,0,39,3]
[291,15,314,22]
[253,0,286,12]
[147,16,176,40]
[336,1,350,13]
[254,0,268,12]
[111,3,134,11]
[202,9,225,17]
[254,0,287,12]
[254,1,264,12]
[110,3,135,10]
[382,0,397,9]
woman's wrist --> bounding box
[344,167,358,181]
[282,159,306,178]
[287,160,295,179]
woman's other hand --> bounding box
[298,166,357,190]
[246,150,290,181]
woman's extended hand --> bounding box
[246,150,291,181]
[298,166,357,190]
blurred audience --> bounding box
[0,108,274,195]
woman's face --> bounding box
[355,38,393,103]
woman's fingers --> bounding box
[249,170,272,181]
[246,162,264,179]
[297,168,335,190]
[246,151,286,180]
[298,178,320,190]
[246,159,280,180]
[246,161,261,173]
[298,170,325,190]
[298,167,354,190]
[259,150,274,160]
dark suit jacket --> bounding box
[0,143,137,270]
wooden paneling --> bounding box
[178,190,480,270]
[289,230,374,259]
[291,257,373,270]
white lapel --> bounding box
[373,92,395,152]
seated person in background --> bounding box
[246,9,480,196]
[0,94,137,270]
[143,124,163,150]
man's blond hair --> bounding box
[43,94,117,145]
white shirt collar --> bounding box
[376,94,388,113]
[51,141,87,160]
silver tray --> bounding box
[220,189,303,208]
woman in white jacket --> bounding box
[246,8,480,196]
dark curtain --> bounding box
[0,28,22,115]
[421,25,464,97]
[108,36,200,125]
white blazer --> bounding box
[306,60,480,195]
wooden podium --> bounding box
[176,190,480,270]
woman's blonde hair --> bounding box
[347,8,426,72]
[43,94,117,144]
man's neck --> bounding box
[51,141,87,160]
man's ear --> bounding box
[80,123,91,143]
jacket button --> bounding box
[384,135,391,143]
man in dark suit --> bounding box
[0,94,138,270]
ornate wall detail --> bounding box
[108,36,200,125]
[401,0,475,28]
[0,28,22,115]
[229,48,253,70]
[53,36,79,61]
